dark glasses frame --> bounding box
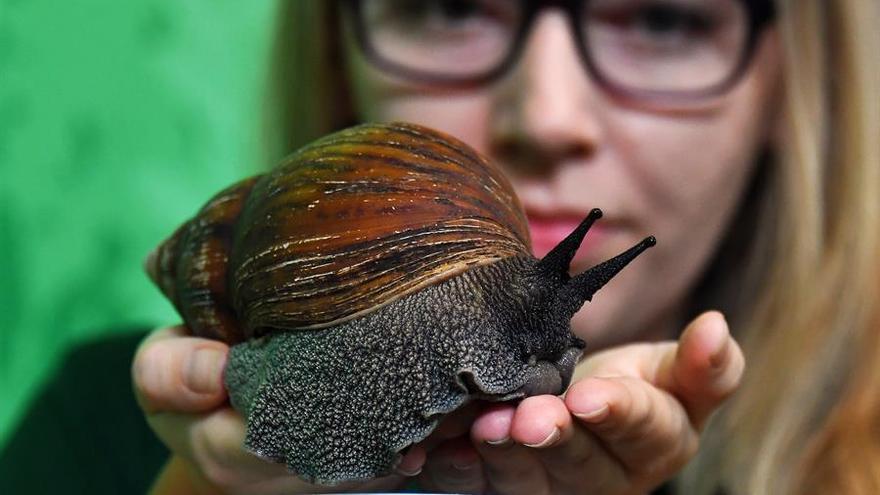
[341,0,777,103]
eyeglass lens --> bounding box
[358,0,750,93]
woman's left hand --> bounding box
[417,311,744,494]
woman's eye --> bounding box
[590,1,720,47]
[633,4,714,39]
[370,0,514,33]
[431,0,482,23]
[379,0,482,26]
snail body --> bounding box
[146,122,655,484]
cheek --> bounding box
[572,101,771,346]
[376,96,496,153]
[620,110,762,239]
[347,61,496,154]
[610,36,780,275]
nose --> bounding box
[490,10,603,176]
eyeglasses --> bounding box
[341,0,776,103]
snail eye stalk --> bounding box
[538,208,603,277]
[558,236,657,319]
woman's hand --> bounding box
[132,326,425,495]
[417,311,745,494]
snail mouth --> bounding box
[455,346,584,400]
[514,361,564,397]
[515,346,584,396]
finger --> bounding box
[148,408,301,493]
[419,436,486,494]
[420,401,485,452]
[509,396,569,449]
[508,396,630,493]
[575,311,745,429]
[151,408,417,494]
[471,403,549,495]
[132,325,230,414]
[147,406,257,475]
[657,311,745,428]
[471,402,516,447]
[566,376,699,481]
[395,445,427,477]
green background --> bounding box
[1,0,278,447]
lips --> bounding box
[527,212,610,265]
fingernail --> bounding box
[574,404,609,423]
[186,347,226,394]
[524,427,560,448]
[704,312,730,370]
[395,465,422,477]
[484,436,512,447]
[709,334,730,370]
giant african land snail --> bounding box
[146,122,655,484]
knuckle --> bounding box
[424,453,485,491]
[645,396,691,458]
[487,471,544,495]
[632,387,659,432]
[198,459,238,490]
[565,442,599,468]
[649,417,700,477]
[598,379,649,440]
[651,429,700,478]
[482,453,540,490]
[190,426,240,488]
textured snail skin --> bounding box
[225,256,584,483]
[146,122,655,485]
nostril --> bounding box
[565,141,593,160]
[491,139,551,177]
[490,125,597,179]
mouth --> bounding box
[528,212,613,266]
[456,345,585,400]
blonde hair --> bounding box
[264,1,880,493]
[687,1,880,493]
[261,2,349,165]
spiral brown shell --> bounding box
[146,122,531,343]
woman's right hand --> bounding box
[132,325,426,495]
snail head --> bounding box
[483,208,656,397]
[539,208,657,323]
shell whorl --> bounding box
[148,122,531,342]
[145,176,260,343]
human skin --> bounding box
[136,8,779,495]
[137,313,743,494]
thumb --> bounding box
[132,325,230,414]
[657,311,745,429]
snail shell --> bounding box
[146,122,655,485]
[147,122,529,343]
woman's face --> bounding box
[342,5,781,349]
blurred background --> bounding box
[0,0,278,448]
